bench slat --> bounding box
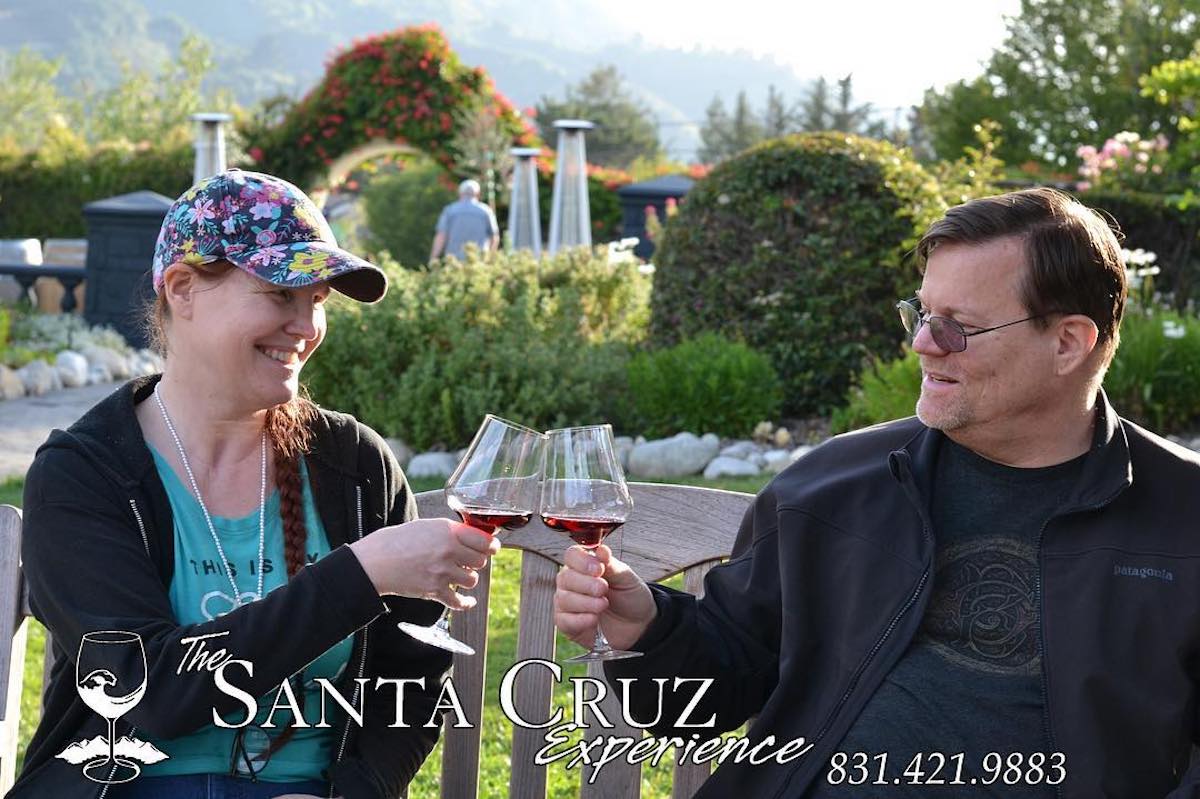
[508,552,559,798]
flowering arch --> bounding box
[244,25,536,192]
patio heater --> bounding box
[190,112,233,183]
[547,119,594,254]
[507,147,543,256]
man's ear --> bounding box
[161,263,198,320]
[1054,314,1100,376]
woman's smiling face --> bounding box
[179,265,331,410]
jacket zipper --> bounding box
[128,499,151,558]
[808,562,930,748]
[330,484,370,799]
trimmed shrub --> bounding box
[627,332,782,439]
[302,246,650,450]
[650,132,945,416]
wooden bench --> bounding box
[0,482,752,796]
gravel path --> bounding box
[0,381,119,481]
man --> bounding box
[555,188,1200,798]
[429,178,500,261]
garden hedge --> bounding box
[0,142,193,239]
[1078,189,1200,309]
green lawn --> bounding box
[7,471,771,795]
[0,477,22,508]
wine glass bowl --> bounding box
[399,415,546,655]
[541,424,639,662]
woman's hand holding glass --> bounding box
[349,518,500,608]
[398,415,546,654]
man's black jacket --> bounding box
[609,393,1200,798]
[10,374,451,799]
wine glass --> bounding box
[541,424,640,663]
[398,414,546,654]
[76,630,148,784]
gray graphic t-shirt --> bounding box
[809,438,1085,796]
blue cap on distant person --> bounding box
[152,169,387,303]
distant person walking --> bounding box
[429,179,500,261]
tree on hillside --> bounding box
[699,75,887,163]
[763,85,796,137]
[85,33,232,146]
[0,49,81,151]
[917,0,1198,165]
[698,90,766,163]
[535,65,661,169]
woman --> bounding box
[10,169,496,799]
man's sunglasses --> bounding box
[896,298,1045,353]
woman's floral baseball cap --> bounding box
[152,169,387,303]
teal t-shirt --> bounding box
[142,445,354,782]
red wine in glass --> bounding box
[453,503,533,535]
[540,425,639,663]
[541,515,624,548]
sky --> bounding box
[577,0,1022,113]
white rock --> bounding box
[634,435,646,446]
[17,360,55,396]
[790,445,815,462]
[82,345,130,380]
[385,438,413,469]
[702,432,720,448]
[703,456,761,480]
[48,366,62,392]
[406,452,460,480]
[56,350,89,388]
[763,449,793,474]
[87,364,113,385]
[0,365,25,400]
[628,432,721,479]
[614,436,635,472]
[720,440,761,460]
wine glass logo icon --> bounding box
[56,630,168,783]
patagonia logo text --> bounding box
[1113,565,1175,582]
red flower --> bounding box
[249,146,264,162]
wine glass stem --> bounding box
[592,626,614,654]
[107,718,116,763]
[435,608,452,633]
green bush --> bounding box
[0,140,193,239]
[1104,308,1200,432]
[832,309,1200,435]
[831,348,922,433]
[650,132,945,416]
[302,246,650,449]
[627,333,782,439]
[362,160,456,268]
